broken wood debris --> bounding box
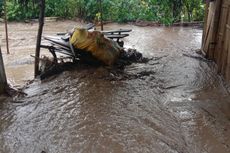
[162,84,183,90]
[39,48,149,80]
[36,23,151,80]
[182,53,212,62]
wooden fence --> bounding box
[202,0,230,83]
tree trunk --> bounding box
[34,0,45,77]
[4,0,10,54]
[188,12,191,22]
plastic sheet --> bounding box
[70,28,121,65]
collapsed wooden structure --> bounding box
[202,0,230,83]
[41,24,131,63]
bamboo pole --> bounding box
[0,47,7,94]
[99,0,104,31]
[4,0,9,54]
[34,0,45,77]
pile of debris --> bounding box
[39,48,148,80]
[40,25,148,79]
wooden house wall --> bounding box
[202,0,230,82]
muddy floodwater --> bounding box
[0,21,230,153]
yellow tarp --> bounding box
[70,28,121,65]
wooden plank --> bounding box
[105,34,129,39]
[220,5,230,75]
[215,7,225,63]
[202,0,230,82]
[224,0,230,5]
[227,24,230,29]
[202,2,210,45]
[202,0,223,60]
[207,0,222,59]
[0,47,7,94]
[222,28,230,76]
[226,28,230,82]
[102,29,132,34]
[202,2,215,54]
[224,6,230,81]
[216,5,228,70]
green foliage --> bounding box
[6,0,38,21]
[4,0,204,24]
[7,2,21,20]
[0,0,3,17]
[192,2,205,21]
[183,0,204,21]
[45,0,79,18]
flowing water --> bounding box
[0,21,230,153]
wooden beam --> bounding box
[202,0,222,59]
[34,0,45,77]
[0,47,7,94]
[4,0,9,54]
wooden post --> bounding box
[207,0,222,59]
[34,0,45,77]
[99,0,103,31]
[4,0,10,54]
[202,2,209,47]
[0,47,7,94]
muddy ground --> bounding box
[0,20,230,153]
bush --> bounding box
[5,0,204,24]
[0,0,3,17]
[6,0,39,21]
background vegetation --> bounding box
[0,0,205,25]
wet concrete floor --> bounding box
[0,21,230,153]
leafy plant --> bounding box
[4,0,204,24]
[183,0,203,21]
[0,0,3,17]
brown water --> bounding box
[0,21,230,153]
